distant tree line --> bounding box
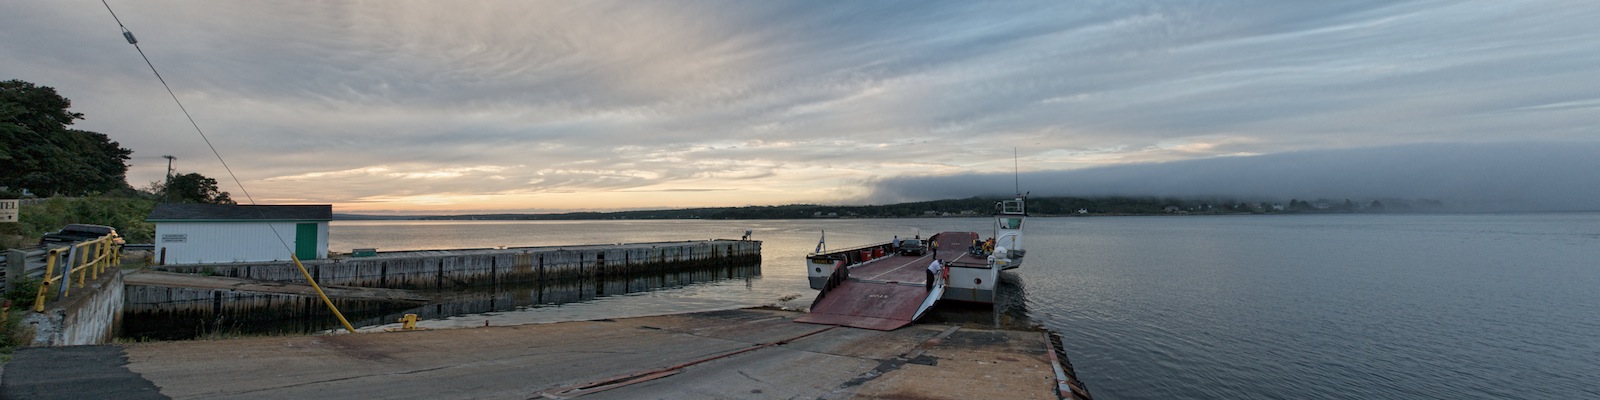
[404,195,1446,221]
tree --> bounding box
[159,172,236,204]
[0,80,133,196]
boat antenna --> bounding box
[1013,147,1020,196]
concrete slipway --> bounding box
[4,308,1085,399]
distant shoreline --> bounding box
[336,210,1550,222]
[331,195,1600,221]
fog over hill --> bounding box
[861,142,1600,212]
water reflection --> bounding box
[122,263,761,341]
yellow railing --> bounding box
[34,234,123,312]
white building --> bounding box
[147,204,332,265]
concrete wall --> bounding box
[155,221,329,265]
[24,270,125,346]
[149,240,761,290]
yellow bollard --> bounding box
[399,314,420,330]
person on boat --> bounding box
[930,233,940,258]
[926,259,943,291]
[893,235,899,253]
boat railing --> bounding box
[809,259,851,309]
[807,242,894,267]
[996,232,1022,251]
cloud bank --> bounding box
[864,142,1600,212]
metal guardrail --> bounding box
[29,234,122,312]
[2,247,52,283]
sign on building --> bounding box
[161,234,188,243]
[0,199,18,223]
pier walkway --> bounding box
[1,308,1071,399]
[798,232,985,330]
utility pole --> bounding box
[162,155,176,202]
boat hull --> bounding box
[942,262,999,303]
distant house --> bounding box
[147,204,332,265]
[1271,204,1286,211]
[1163,206,1181,213]
[1076,208,1088,214]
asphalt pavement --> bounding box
[1,345,167,400]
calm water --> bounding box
[330,214,1600,399]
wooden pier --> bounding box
[120,240,762,340]
[124,270,431,303]
[148,239,761,289]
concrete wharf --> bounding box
[3,234,1095,399]
[1,308,1089,399]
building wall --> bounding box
[155,221,329,264]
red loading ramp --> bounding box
[928,232,979,259]
[796,280,932,331]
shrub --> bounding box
[3,277,42,310]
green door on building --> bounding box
[295,223,318,260]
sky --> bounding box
[4,1,1597,213]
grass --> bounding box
[0,309,36,363]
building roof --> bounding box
[147,204,332,222]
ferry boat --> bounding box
[797,195,1027,330]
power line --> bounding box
[100,0,260,209]
[100,1,355,332]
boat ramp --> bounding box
[3,308,1090,399]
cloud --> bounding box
[2,1,1598,212]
